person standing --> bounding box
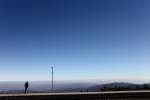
[24,81,29,93]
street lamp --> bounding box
[51,66,54,92]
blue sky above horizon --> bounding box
[0,0,150,82]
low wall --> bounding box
[1,91,150,100]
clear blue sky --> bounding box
[0,0,150,82]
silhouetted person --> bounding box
[24,81,29,93]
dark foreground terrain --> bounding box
[1,91,150,100]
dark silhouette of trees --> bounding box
[135,85,140,90]
[143,84,149,90]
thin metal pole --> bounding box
[51,66,54,92]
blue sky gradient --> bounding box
[0,0,150,82]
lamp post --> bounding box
[51,66,54,92]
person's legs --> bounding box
[25,88,27,93]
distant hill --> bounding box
[87,82,135,91]
[87,82,150,92]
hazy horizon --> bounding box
[0,79,150,84]
[1,80,150,93]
